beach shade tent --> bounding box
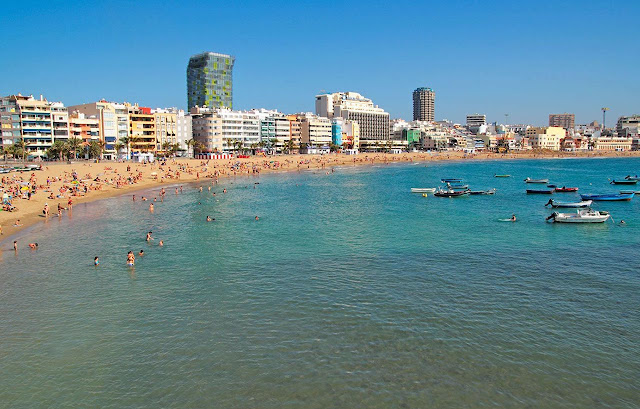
[20,186,30,191]
[132,152,155,163]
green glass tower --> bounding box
[187,52,235,110]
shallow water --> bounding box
[1,157,639,408]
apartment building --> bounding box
[412,87,435,122]
[549,113,575,130]
[525,126,565,150]
[298,113,332,148]
[128,105,156,153]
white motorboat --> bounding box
[411,188,436,193]
[545,199,592,208]
[546,209,611,223]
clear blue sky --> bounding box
[1,0,638,126]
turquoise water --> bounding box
[1,157,639,408]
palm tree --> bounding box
[12,139,26,163]
[113,142,124,159]
[186,138,197,158]
[88,141,102,158]
[161,141,172,157]
[65,137,82,160]
[119,136,131,160]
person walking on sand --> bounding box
[43,203,50,218]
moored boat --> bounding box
[524,177,549,183]
[527,188,554,194]
[620,190,640,195]
[545,199,592,208]
[469,189,496,195]
[441,178,463,183]
[434,189,469,198]
[411,188,436,193]
[546,209,611,223]
[580,193,634,201]
[494,174,511,178]
[555,187,579,192]
[624,175,640,181]
[610,179,638,185]
[446,183,468,189]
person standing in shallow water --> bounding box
[127,251,135,266]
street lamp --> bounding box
[601,107,609,132]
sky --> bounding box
[0,0,638,126]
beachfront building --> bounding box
[549,113,575,130]
[152,108,179,155]
[68,100,129,159]
[68,112,100,150]
[176,111,192,156]
[287,114,301,152]
[218,109,260,152]
[616,115,640,137]
[525,126,565,150]
[298,113,332,149]
[466,114,486,134]
[190,106,223,154]
[187,51,235,110]
[251,109,291,153]
[128,105,156,153]
[342,120,360,150]
[315,91,390,151]
[594,136,632,151]
[0,94,70,158]
[412,87,435,122]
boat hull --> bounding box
[525,178,549,183]
[611,180,638,185]
[527,189,554,194]
[555,187,578,192]
[580,193,634,201]
[411,188,436,193]
[548,200,592,208]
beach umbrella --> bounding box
[20,186,29,191]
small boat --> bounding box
[411,188,436,193]
[547,184,557,188]
[555,187,579,192]
[494,174,511,178]
[524,177,549,183]
[580,193,634,201]
[446,183,469,189]
[546,209,611,223]
[469,189,496,195]
[527,189,554,194]
[434,189,469,198]
[545,199,592,208]
[620,190,640,195]
[610,179,638,185]
[624,175,640,181]
[441,178,463,183]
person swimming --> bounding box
[94,256,99,266]
[138,250,144,256]
[510,214,517,222]
[146,231,153,241]
[28,243,38,249]
[127,251,135,266]
[159,240,164,247]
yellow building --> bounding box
[525,126,565,150]
[594,136,632,151]
[128,105,156,153]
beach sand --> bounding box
[1,150,638,241]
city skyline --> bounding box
[0,0,638,125]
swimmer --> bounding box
[510,214,517,222]
[133,195,136,201]
[159,240,164,247]
[146,231,153,241]
[14,240,18,251]
[28,243,38,249]
[127,251,135,266]
[94,256,99,266]
[149,203,154,212]
[255,216,259,221]
[206,216,213,222]
[620,220,626,225]
[138,250,144,256]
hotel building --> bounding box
[412,87,435,122]
[187,52,235,110]
[525,126,565,150]
[128,105,156,153]
[549,113,575,130]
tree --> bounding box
[113,142,124,158]
[12,139,26,163]
[119,136,131,159]
[329,143,340,152]
[47,140,66,161]
[170,143,180,157]
[88,141,103,158]
[161,141,172,157]
[65,137,83,160]
[186,138,197,158]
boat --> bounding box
[469,189,496,195]
[545,199,592,208]
[527,189,554,194]
[580,193,634,201]
[555,187,579,192]
[624,175,640,181]
[434,189,469,198]
[620,190,640,195]
[441,178,463,183]
[410,188,436,193]
[494,174,511,178]
[546,209,611,223]
[446,183,469,189]
[547,184,557,188]
[610,179,638,185]
[524,178,549,183]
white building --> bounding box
[466,114,487,134]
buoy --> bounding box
[422,193,428,197]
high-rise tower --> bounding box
[187,52,235,110]
[412,87,435,122]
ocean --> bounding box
[1,157,639,408]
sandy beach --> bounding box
[1,150,639,241]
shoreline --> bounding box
[2,150,639,247]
